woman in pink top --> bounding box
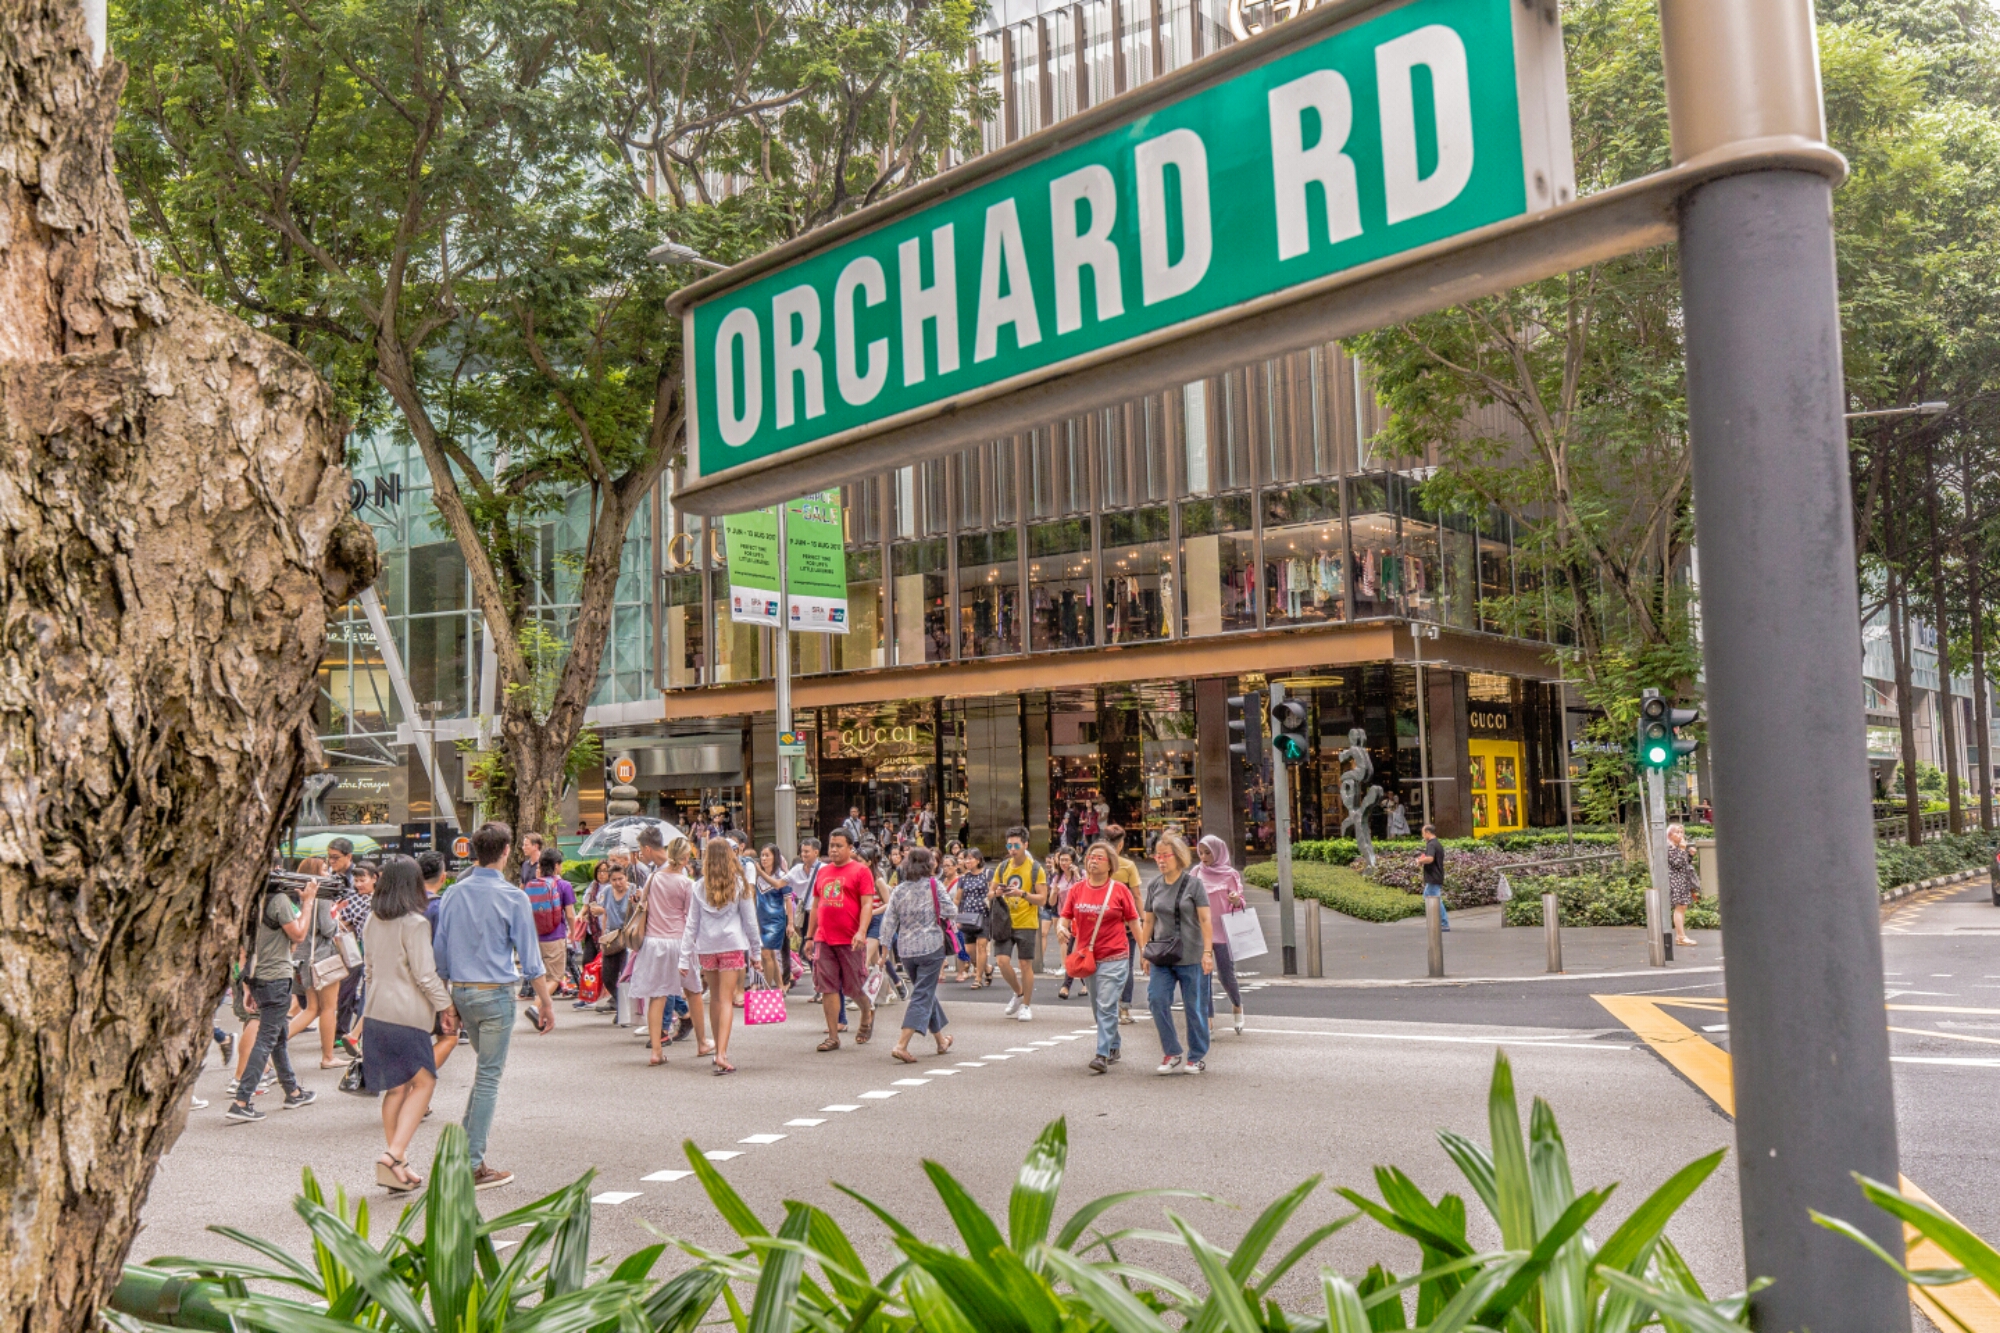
[626,837,707,1065]
[1196,835,1249,1036]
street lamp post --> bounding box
[773,502,798,861]
[419,701,445,853]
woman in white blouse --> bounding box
[683,839,760,1075]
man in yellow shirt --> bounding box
[990,826,1048,1022]
[1104,824,1143,1024]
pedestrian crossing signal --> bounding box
[1270,697,1310,765]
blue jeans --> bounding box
[1147,962,1210,1063]
[452,984,517,1169]
[901,954,948,1035]
[1423,885,1450,929]
[1090,958,1130,1058]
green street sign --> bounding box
[680,0,1570,496]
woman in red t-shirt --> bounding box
[1058,842,1139,1073]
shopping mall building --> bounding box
[313,0,1584,855]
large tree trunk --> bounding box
[1973,570,1993,832]
[1924,444,1962,833]
[0,6,373,1332]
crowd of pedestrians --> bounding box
[218,813,1266,1191]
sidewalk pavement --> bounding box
[1234,894,1721,987]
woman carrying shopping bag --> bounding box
[1195,835,1254,1035]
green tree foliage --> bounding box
[114,0,988,847]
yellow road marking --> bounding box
[1594,993,2000,1331]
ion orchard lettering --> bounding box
[684,0,1569,481]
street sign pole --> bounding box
[1270,682,1297,977]
[773,502,798,862]
[1642,765,1668,968]
[1667,0,1907,1326]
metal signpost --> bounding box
[1269,682,1297,976]
[666,0,1905,1323]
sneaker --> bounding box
[257,1069,277,1092]
[1155,1055,1184,1076]
[189,1094,209,1110]
[1107,1047,1121,1064]
[1016,1005,1034,1022]
[1088,1054,1109,1074]
[224,1102,264,1124]
[1234,1012,1245,1036]
[472,1165,515,1191]
[1118,1007,1135,1026]
[217,1032,235,1062]
[282,1089,317,1111]
[571,999,594,1010]
[1185,1060,1206,1074]
[675,1015,695,1041]
[1002,993,1023,1018]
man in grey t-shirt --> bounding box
[227,883,317,1122]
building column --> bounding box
[1194,676,1239,854]
[1426,669,1472,838]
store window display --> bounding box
[1102,507,1173,643]
[1029,519,1095,650]
[1346,477,1403,619]
[892,539,951,664]
[958,528,1021,657]
[1180,493,1255,635]
[1261,483,1344,626]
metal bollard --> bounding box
[1542,892,1563,973]
[1305,897,1323,977]
[1644,887,1666,967]
[1425,895,1445,978]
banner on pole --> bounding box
[722,491,849,633]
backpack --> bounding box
[525,876,565,937]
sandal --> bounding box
[648,1051,666,1066]
[713,1058,736,1075]
[375,1154,422,1192]
[817,1035,841,1052]
[891,1047,918,1064]
[855,1013,874,1045]
[319,1058,346,1070]
[934,1033,954,1056]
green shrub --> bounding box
[1292,830,1621,867]
[1875,829,1998,893]
[112,1056,1760,1333]
[559,857,597,885]
[1503,864,1720,930]
[1246,860,1426,922]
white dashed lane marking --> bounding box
[784,1118,827,1127]
[591,1191,642,1205]
[702,1150,743,1161]
[739,1134,787,1145]
[641,1169,692,1182]
[892,1078,930,1086]
[822,1104,862,1112]
[859,1090,899,1100]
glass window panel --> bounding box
[895,467,917,539]
[1028,519,1095,650]
[1179,494,1255,634]
[836,546,886,671]
[1096,407,1130,509]
[1134,397,1170,503]
[956,449,985,530]
[1102,506,1173,644]
[991,438,1019,525]
[1182,381,1211,496]
[407,541,467,615]
[892,539,951,664]
[957,529,1020,657]
[1347,476,1398,618]
[844,475,884,545]
[665,571,705,688]
[1440,518,1477,630]
[1216,371,1253,491]
[1261,482,1346,626]
[1395,478,1442,623]
[922,458,949,536]
[1479,513,1511,634]
[408,614,470,716]
[710,567,767,681]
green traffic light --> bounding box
[1274,735,1307,763]
[1647,745,1668,764]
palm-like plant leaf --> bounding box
[922,1159,1008,1261]
[426,1127,479,1333]
[1008,1119,1067,1252]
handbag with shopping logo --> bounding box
[927,877,962,957]
[743,977,787,1026]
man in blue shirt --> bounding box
[433,821,555,1190]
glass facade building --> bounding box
[309,0,1577,851]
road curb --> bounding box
[1248,965,1724,990]
[1880,866,1986,904]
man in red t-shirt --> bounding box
[1059,845,1140,1073]
[811,829,877,1049]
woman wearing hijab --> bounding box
[1195,835,1249,1036]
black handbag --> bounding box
[336,1059,370,1096]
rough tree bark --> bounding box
[0,5,374,1331]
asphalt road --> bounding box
[133,883,1999,1321]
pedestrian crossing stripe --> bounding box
[641,1169,693,1182]
[591,1191,642,1205]
[1597,993,2000,1333]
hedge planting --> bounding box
[1874,829,2000,893]
[1502,863,1721,929]
[1244,860,1426,922]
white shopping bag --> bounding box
[1223,908,1269,961]
[1496,872,1514,903]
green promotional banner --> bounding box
[688,0,1563,482]
[722,491,849,633]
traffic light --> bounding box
[1269,695,1310,765]
[1228,691,1266,770]
[1636,692,1700,769]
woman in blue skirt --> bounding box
[362,856,455,1191]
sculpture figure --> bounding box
[1337,727,1383,867]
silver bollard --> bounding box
[1542,891,1563,973]
[1425,895,1445,978]
[1305,897,1323,978]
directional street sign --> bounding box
[673,0,1571,510]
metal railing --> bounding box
[1874,810,1953,842]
